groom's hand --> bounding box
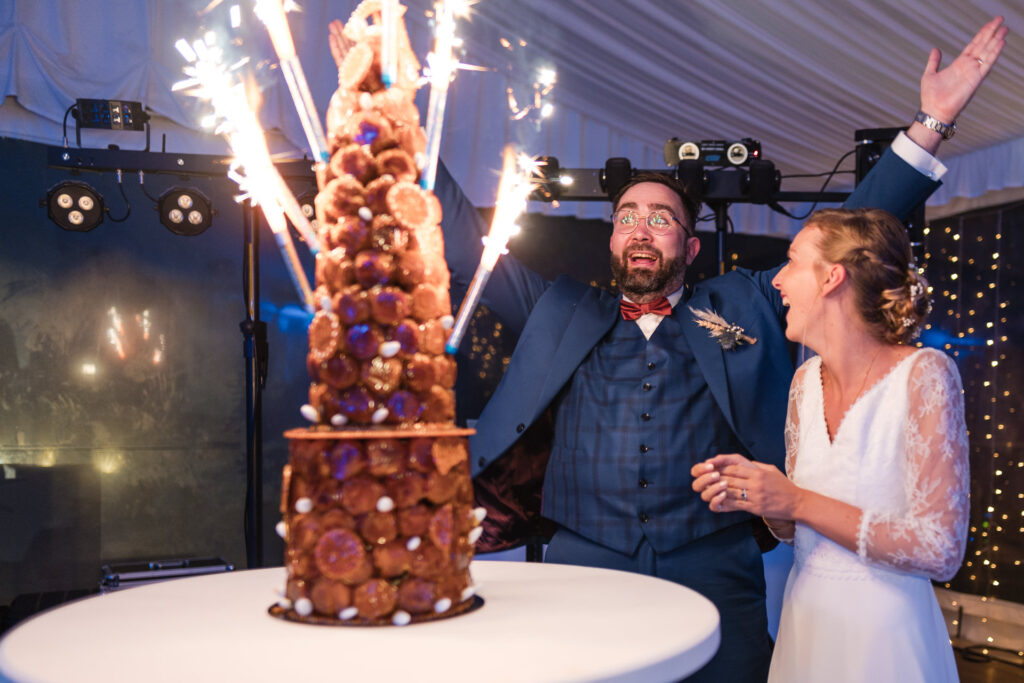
[910,16,1008,153]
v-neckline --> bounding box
[817,349,922,445]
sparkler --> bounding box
[254,0,331,164]
[175,34,316,312]
[381,0,399,87]
[445,145,537,354]
[420,0,460,191]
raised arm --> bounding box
[843,16,1006,218]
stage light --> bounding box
[157,187,213,236]
[43,180,105,231]
[664,138,761,167]
[600,157,633,200]
[676,159,706,201]
[296,189,319,238]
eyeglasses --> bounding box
[611,209,689,237]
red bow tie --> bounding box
[620,297,672,321]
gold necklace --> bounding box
[826,345,884,409]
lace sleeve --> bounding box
[768,362,811,544]
[857,350,970,581]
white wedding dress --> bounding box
[768,348,969,683]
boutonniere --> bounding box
[689,306,757,350]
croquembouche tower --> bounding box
[272,1,482,626]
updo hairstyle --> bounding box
[806,208,932,344]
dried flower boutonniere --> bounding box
[689,306,757,350]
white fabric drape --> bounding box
[2,0,1022,236]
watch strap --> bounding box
[914,110,957,140]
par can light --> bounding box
[157,187,214,236]
[43,180,105,232]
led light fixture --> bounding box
[157,187,214,236]
[43,180,105,231]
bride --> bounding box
[692,207,968,681]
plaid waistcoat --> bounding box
[542,307,749,555]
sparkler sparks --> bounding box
[174,31,316,312]
[506,64,557,121]
[445,145,540,354]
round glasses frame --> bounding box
[610,209,690,237]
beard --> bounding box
[610,244,687,298]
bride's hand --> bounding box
[701,453,801,518]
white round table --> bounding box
[0,561,719,682]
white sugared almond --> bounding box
[371,407,389,424]
[294,497,314,514]
[320,295,333,311]
[406,536,421,551]
[461,585,476,602]
[294,598,313,617]
[392,610,412,626]
[339,606,358,621]
[467,526,483,544]
[300,404,319,423]
[275,521,288,538]
[472,506,487,524]
[441,314,455,330]
[358,206,373,221]
[433,597,452,614]
[379,341,401,358]
[359,92,373,110]
[376,496,395,513]
[331,413,348,427]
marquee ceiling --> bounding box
[2,0,1021,234]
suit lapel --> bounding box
[536,287,620,407]
[676,291,738,435]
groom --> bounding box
[436,17,1005,682]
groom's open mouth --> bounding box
[626,248,661,269]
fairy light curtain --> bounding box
[920,200,1023,606]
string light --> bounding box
[922,207,1020,660]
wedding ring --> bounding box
[977,58,984,65]
[741,488,748,501]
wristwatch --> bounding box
[914,110,957,140]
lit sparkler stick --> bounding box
[445,145,536,354]
[420,0,459,191]
[381,0,399,87]
[255,0,331,164]
[175,35,316,312]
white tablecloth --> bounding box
[0,561,719,682]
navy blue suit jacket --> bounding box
[437,149,939,544]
